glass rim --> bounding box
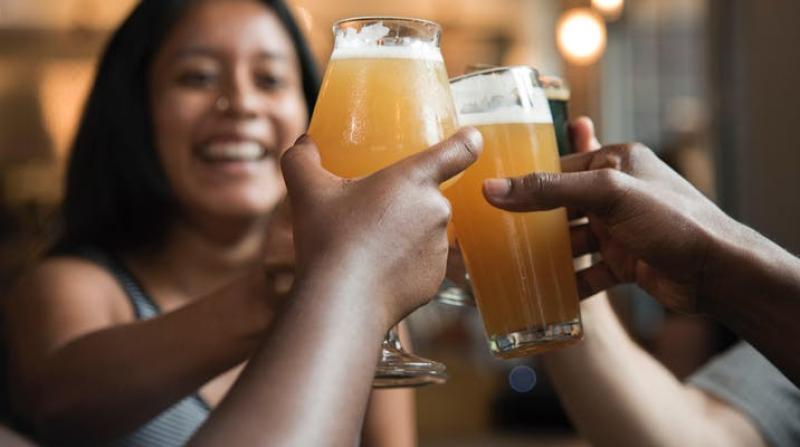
[332,16,442,33]
[450,65,541,84]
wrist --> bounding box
[702,218,800,314]
[293,259,393,336]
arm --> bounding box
[543,295,766,447]
[361,390,416,447]
[703,225,800,389]
[189,265,388,447]
[266,196,419,447]
[0,425,34,447]
[189,129,481,446]
[4,263,273,443]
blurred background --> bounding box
[0,0,798,445]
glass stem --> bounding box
[384,326,404,351]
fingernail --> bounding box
[294,134,309,145]
[460,126,484,156]
[483,178,511,198]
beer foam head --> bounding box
[456,106,552,127]
[332,22,443,61]
[450,67,553,126]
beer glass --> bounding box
[540,75,572,155]
[437,68,575,309]
[448,66,583,358]
[308,17,456,387]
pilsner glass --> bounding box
[448,66,583,358]
[308,17,456,387]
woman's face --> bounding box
[150,0,307,221]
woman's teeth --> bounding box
[200,141,266,162]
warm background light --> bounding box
[39,61,95,160]
[592,0,624,20]
[556,8,607,65]
[292,5,313,33]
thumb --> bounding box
[280,134,337,201]
[398,127,483,186]
[482,168,629,214]
[569,116,602,153]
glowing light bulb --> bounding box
[556,8,607,66]
[592,0,624,20]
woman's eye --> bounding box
[255,74,285,90]
[177,71,218,88]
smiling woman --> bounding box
[148,0,307,221]
[55,0,318,254]
[1,0,414,446]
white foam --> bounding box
[331,21,442,61]
[331,45,443,61]
[457,107,552,126]
[451,67,553,125]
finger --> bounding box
[575,261,619,300]
[400,127,483,185]
[482,168,631,214]
[568,116,602,153]
[280,134,337,199]
[556,150,597,174]
[570,223,599,258]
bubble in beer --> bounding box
[508,365,537,393]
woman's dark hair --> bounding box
[52,0,319,255]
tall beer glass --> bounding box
[540,75,572,155]
[448,66,583,358]
[308,17,456,387]
[436,69,574,310]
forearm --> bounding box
[543,295,726,447]
[705,223,800,387]
[361,389,416,447]
[19,288,269,443]
[189,267,387,447]
[0,425,34,447]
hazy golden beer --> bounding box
[449,67,582,358]
[308,22,457,178]
[307,17,455,387]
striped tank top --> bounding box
[80,248,211,446]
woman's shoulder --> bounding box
[5,255,135,326]
[19,255,123,297]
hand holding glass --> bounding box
[308,17,457,387]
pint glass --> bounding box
[540,75,572,155]
[449,66,582,358]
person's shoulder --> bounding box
[5,255,133,324]
[18,255,121,297]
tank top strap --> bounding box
[75,247,161,320]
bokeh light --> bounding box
[556,8,607,65]
[508,365,537,393]
[592,0,624,20]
